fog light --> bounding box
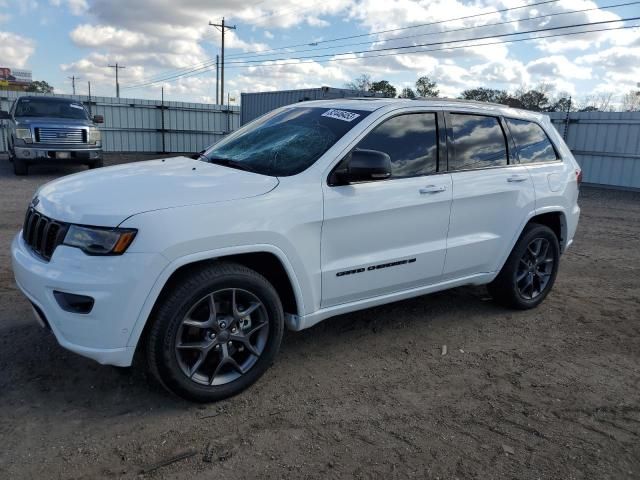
[53,291,95,314]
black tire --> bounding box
[13,158,28,176]
[88,159,104,169]
[488,223,560,309]
[147,262,284,402]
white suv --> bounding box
[11,99,581,402]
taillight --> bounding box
[576,169,583,187]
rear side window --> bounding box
[354,113,438,178]
[506,118,558,163]
[449,114,508,171]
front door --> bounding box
[321,111,452,308]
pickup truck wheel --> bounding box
[13,158,28,176]
[147,262,284,402]
[89,159,104,169]
[488,223,559,309]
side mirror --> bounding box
[0,110,10,120]
[93,115,104,124]
[340,149,392,184]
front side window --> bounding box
[351,113,438,178]
[14,98,90,120]
[449,113,508,171]
[203,106,370,176]
[506,118,558,163]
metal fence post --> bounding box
[161,87,166,153]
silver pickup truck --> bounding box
[0,96,103,176]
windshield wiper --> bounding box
[208,157,259,174]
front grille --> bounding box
[34,127,86,145]
[22,208,69,261]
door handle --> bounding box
[507,175,528,183]
[419,185,447,194]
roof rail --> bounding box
[412,96,515,109]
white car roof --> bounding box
[295,98,549,122]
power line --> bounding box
[123,24,636,90]
[226,0,639,63]
[223,24,637,70]
[131,0,564,88]
[224,16,640,65]
[122,17,638,89]
[224,0,564,58]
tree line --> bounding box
[345,74,640,112]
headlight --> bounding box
[63,225,137,255]
[15,128,32,140]
[88,127,101,144]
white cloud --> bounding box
[0,31,36,68]
[71,25,154,49]
[526,55,591,80]
[576,46,640,92]
[50,0,88,16]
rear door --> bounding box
[443,112,535,278]
[321,110,452,307]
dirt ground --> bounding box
[0,153,638,480]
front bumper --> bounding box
[14,145,102,162]
[11,233,168,366]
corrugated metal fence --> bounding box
[548,111,640,190]
[0,90,239,153]
[241,87,384,125]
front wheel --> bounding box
[488,223,560,309]
[13,158,28,176]
[146,262,284,402]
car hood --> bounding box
[34,157,279,226]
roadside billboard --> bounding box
[0,67,32,85]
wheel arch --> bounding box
[527,209,567,253]
[127,246,305,360]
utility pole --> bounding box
[215,54,219,105]
[108,63,126,98]
[68,75,80,95]
[209,18,236,105]
[563,96,572,141]
[87,81,92,115]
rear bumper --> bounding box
[11,233,168,367]
[14,145,102,162]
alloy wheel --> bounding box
[174,288,269,386]
[515,237,554,300]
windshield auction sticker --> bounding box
[321,109,361,122]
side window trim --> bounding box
[444,111,516,173]
[328,110,443,186]
[504,117,561,164]
[436,111,447,173]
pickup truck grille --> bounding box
[22,208,69,261]
[34,127,87,145]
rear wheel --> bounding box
[13,158,28,176]
[146,262,284,402]
[488,223,559,309]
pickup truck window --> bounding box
[505,118,558,164]
[449,114,508,171]
[351,113,438,178]
[203,106,370,177]
[14,98,89,120]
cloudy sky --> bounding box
[0,0,638,105]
